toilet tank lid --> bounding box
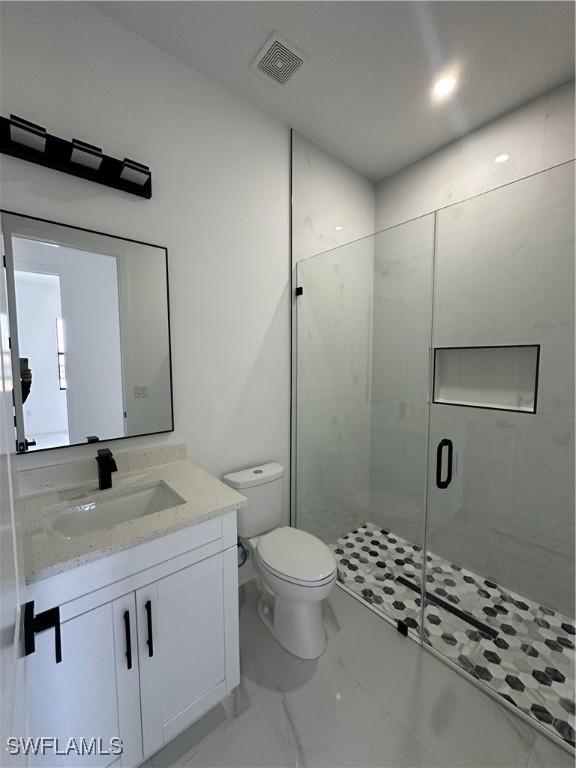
[223,462,284,489]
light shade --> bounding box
[120,158,151,186]
[71,139,103,170]
[9,114,46,152]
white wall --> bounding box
[375,81,574,229]
[291,132,375,540]
[0,3,290,520]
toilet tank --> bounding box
[223,462,284,538]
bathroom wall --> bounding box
[291,133,375,539]
[375,80,575,229]
[0,3,290,520]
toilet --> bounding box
[223,462,337,659]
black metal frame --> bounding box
[1,208,174,454]
[432,344,541,414]
[0,116,152,199]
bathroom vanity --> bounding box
[19,454,246,767]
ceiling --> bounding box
[96,1,575,181]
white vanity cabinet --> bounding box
[23,511,240,768]
[25,593,141,768]
[137,551,234,756]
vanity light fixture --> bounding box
[9,114,47,152]
[494,153,510,164]
[431,73,458,102]
[120,158,151,186]
[71,139,103,170]
[0,114,152,198]
[335,226,343,231]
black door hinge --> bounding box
[295,286,303,297]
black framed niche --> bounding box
[1,210,173,453]
[433,344,540,414]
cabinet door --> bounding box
[137,552,229,758]
[25,594,142,768]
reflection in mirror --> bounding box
[1,212,173,452]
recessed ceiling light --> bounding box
[335,225,343,231]
[494,154,510,164]
[431,73,458,102]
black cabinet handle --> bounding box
[436,438,453,489]
[145,600,154,657]
[24,601,62,664]
[123,610,132,670]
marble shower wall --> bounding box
[427,162,575,617]
[375,81,575,231]
[372,82,575,617]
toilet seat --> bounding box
[258,557,337,588]
[255,526,337,587]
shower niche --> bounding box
[433,344,540,413]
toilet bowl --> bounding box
[252,526,337,659]
[222,463,337,659]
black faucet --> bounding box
[96,448,118,490]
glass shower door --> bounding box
[423,162,575,747]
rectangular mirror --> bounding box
[1,211,173,453]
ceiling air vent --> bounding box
[252,33,306,86]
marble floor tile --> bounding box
[327,609,538,767]
[148,578,572,768]
[323,582,368,639]
[273,652,440,768]
[527,734,575,768]
[185,701,298,768]
[142,705,230,768]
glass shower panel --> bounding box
[296,215,435,638]
[424,162,575,747]
[365,215,435,636]
[296,236,374,544]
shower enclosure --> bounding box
[294,161,575,748]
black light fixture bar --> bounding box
[0,115,152,199]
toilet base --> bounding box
[257,592,327,660]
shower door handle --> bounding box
[436,439,453,489]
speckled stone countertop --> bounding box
[22,460,246,584]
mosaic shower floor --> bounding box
[332,522,575,748]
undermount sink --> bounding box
[43,481,186,540]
